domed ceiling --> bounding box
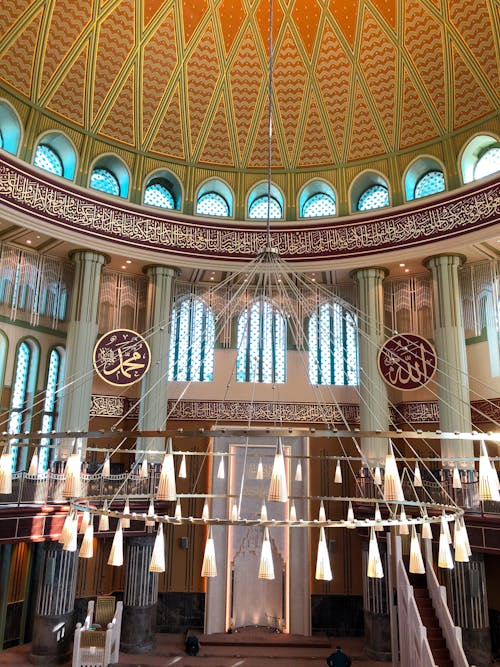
[0,0,498,174]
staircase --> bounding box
[411,574,453,667]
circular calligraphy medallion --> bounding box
[93,329,151,387]
[378,333,437,391]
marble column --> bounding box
[424,255,473,468]
[120,534,158,653]
[29,542,78,664]
[351,267,389,465]
[59,250,108,456]
[138,265,178,463]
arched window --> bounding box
[302,192,336,218]
[144,179,175,209]
[249,195,282,219]
[474,146,500,180]
[0,129,3,149]
[8,339,39,470]
[0,100,22,154]
[168,297,215,382]
[196,192,230,217]
[308,302,358,385]
[236,299,286,383]
[357,184,389,211]
[39,347,65,472]
[414,170,445,199]
[34,144,63,176]
[90,167,120,196]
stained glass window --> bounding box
[302,193,336,218]
[236,299,286,383]
[8,341,33,470]
[249,196,282,219]
[39,348,63,472]
[168,297,215,381]
[308,302,358,385]
[90,167,120,196]
[357,185,389,211]
[197,192,230,217]
[414,170,445,199]
[474,146,500,180]
[34,144,63,177]
[144,180,175,209]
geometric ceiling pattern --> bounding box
[0,0,498,171]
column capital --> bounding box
[142,264,179,279]
[68,248,110,265]
[350,266,389,282]
[423,253,466,271]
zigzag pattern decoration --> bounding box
[248,98,284,168]
[40,0,93,93]
[187,21,220,153]
[0,8,42,96]
[348,82,386,161]
[230,28,264,161]
[298,93,333,167]
[452,44,494,129]
[1,0,37,36]
[100,68,135,146]
[92,0,135,123]
[46,43,88,125]
[404,0,446,128]
[150,86,185,160]
[274,27,308,160]
[141,9,178,141]
[359,8,397,147]
[400,66,438,148]
[200,94,234,166]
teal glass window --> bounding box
[308,302,358,385]
[168,297,215,381]
[0,129,3,149]
[197,192,230,217]
[302,193,336,217]
[90,167,120,196]
[144,180,175,209]
[474,146,500,180]
[236,299,286,383]
[39,348,63,472]
[357,185,389,211]
[414,171,445,199]
[249,195,282,219]
[34,144,63,177]
[8,341,32,470]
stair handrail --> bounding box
[424,539,473,667]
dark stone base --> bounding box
[29,611,74,665]
[311,595,364,637]
[363,611,392,661]
[156,592,205,633]
[462,627,492,667]
[120,603,157,653]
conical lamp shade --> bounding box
[258,527,275,580]
[80,509,90,534]
[409,525,425,574]
[441,513,452,544]
[295,461,302,482]
[479,441,500,501]
[178,454,187,478]
[102,455,110,477]
[157,439,176,501]
[438,527,454,569]
[367,527,384,578]
[98,500,109,532]
[140,457,148,478]
[374,503,383,532]
[318,500,326,522]
[59,509,75,544]
[149,523,166,573]
[460,517,472,557]
[413,463,422,487]
[0,450,13,494]
[201,529,217,577]
[334,460,342,484]
[256,458,263,480]
[289,501,297,522]
[28,450,39,476]
[421,521,433,540]
[268,439,288,503]
[231,503,238,521]
[145,500,155,526]
[174,499,182,520]
[108,520,124,567]
[383,449,404,502]
[122,498,130,529]
[452,467,462,489]
[202,500,210,521]
[346,501,355,528]
[63,453,81,498]
[454,520,469,563]
[217,456,225,480]
[260,502,268,522]
[63,512,78,552]
[79,523,94,559]
[315,527,333,581]
[374,467,382,486]
[399,507,409,535]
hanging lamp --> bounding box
[268,438,288,502]
[201,527,217,578]
[149,523,166,573]
[157,437,176,501]
[258,527,275,580]
[315,527,333,581]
